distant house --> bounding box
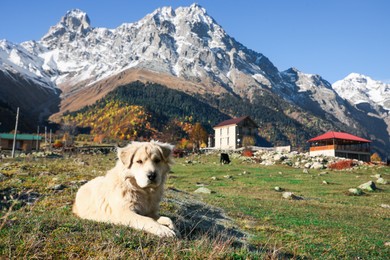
[213,116,258,150]
[0,133,42,153]
[308,131,371,162]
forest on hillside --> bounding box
[61,81,338,150]
[62,81,230,145]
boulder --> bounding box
[304,162,312,169]
[311,162,324,170]
[194,187,213,194]
[282,192,303,200]
[348,188,364,196]
[274,186,284,192]
[376,178,388,185]
[358,181,377,191]
[261,160,274,166]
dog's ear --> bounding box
[156,142,174,164]
[117,144,138,168]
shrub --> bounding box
[242,135,255,148]
[242,149,253,157]
[328,160,354,170]
[53,140,63,148]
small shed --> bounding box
[308,131,371,162]
[0,133,42,153]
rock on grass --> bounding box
[376,178,388,185]
[282,192,303,200]
[358,181,377,191]
[348,188,364,196]
[194,187,213,194]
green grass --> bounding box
[1,153,389,259]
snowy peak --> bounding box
[61,9,91,32]
[278,67,354,126]
[333,73,390,110]
[41,9,92,45]
[282,67,332,92]
[176,3,210,22]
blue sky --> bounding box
[1,0,389,83]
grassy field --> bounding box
[0,152,389,259]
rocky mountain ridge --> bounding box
[333,73,390,112]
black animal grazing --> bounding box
[220,153,231,164]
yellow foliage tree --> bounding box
[370,152,382,162]
[242,135,255,148]
[190,123,208,151]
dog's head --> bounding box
[117,141,174,189]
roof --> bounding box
[308,131,371,143]
[214,116,258,128]
[0,133,42,141]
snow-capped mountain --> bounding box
[2,5,279,97]
[0,40,57,91]
[280,68,355,126]
[333,73,390,111]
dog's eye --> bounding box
[153,159,161,164]
[136,160,143,164]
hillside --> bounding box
[62,81,230,142]
[62,81,350,149]
[0,70,60,132]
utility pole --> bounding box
[36,126,40,151]
[49,129,52,151]
[45,126,47,151]
[11,107,19,158]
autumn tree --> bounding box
[242,135,255,148]
[190,123,208,151]
[60,122,78,147]
[370,152,382,162]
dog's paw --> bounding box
[157,216,175,230]
[155,224,176,238]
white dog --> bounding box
[73,141,176,237]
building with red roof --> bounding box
[213,116,258,149]
[308,131,371,162]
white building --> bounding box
[213,116,258,150]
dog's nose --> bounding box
[147,172,157,181]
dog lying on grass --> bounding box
[73,141,176,237]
